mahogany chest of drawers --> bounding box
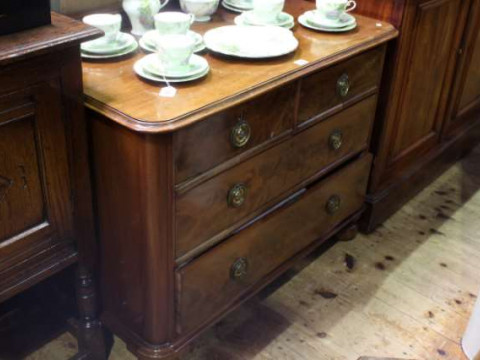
[82,3,397,359]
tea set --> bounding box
[81,0,358,83]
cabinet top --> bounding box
[0,12,101,66]
[82,1,398,133]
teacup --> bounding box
[83,14,122,44]
[316,0,356,21]
[251,0,284,24]
[154,12,195,35]
[156,34,195,73]
[180,0,220,22]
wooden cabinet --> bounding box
[0,82,74,278]
[444,0,480,135]
[0,13,106,359]
[355,0,480,231]
[83,3,397,359]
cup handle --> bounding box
[159,0,170,9]
[346,0,356,12]
[189,13,196,24]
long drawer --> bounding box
[175,95,377,258]
[174,84,296,184]
[176,154,372,334]
[298,46,384,126]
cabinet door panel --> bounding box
[0,83,74,272]
[458,31,480,112]
[389,0,463,163]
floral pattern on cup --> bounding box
[154,11,195,35]
[316,0,356,21]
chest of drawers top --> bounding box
[82,1,397,133]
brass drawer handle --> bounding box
[326,195,341,215]
[227,183,248,208]
[231,257,248,280]
[329,129,343,151]
[230,119,251,148]
[337,73,350,98]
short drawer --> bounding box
[176,154,372,334]
[298,46,385,125]
[175,95,377,258]
[174,84,296,184]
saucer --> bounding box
[234,13,294,29]
[141,30,205,53]
[142,53,209,78]
[222,0,253,11]
[81,33,136,54]
[81,41,139,59]
[242,11,294,27]
[134,55,210,83]
[304,10,356,28]
[298,13,357,32]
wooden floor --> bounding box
[27,147,480,360]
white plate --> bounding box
[242,11,294,27]
[81,41,139,59]
[81,33,136,55]
[234,13,294,29]
[142,53,209,78]
[204,25,298,59]
[134,56,210,83]
[298,13,357,32]
[304,10,356,28]
[223,0,253,11]
[139,36,206,53]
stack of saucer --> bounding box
[298,10,357,32]
[134,53,210,83]
[235,10,294,29]
[222,0,253,13]
[81,33,138,59]
[139,30,205,53]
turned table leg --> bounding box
[72,266,110,360]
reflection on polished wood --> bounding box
[81,1,397,132]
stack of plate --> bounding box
[139,30,205,53]
[298,10,357,32]
[222,0,253,13]
[134,53,210,83]
[234,11,295,29]
[81,33,138,60]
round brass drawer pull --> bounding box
[337,73,350,98]
[231,119,251,148]
[329,129,344,151]
[326,195,341,215]
[231,257,248,280]
[227,183,248,208]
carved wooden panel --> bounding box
[457,26,480,115]
[387,0,464,164]
[0,83,74,272]
[0,110,45,242]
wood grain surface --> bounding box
[82,1,397,133]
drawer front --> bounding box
[298,46,384,125]
[174,84,296,184]
[176,154,372,334]
[176,96,377,258]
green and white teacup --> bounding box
[251,0,284,24]
[156,34,195,74]
[154,11,195,35]
[83,13,122,45]
[315,0,356,21]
